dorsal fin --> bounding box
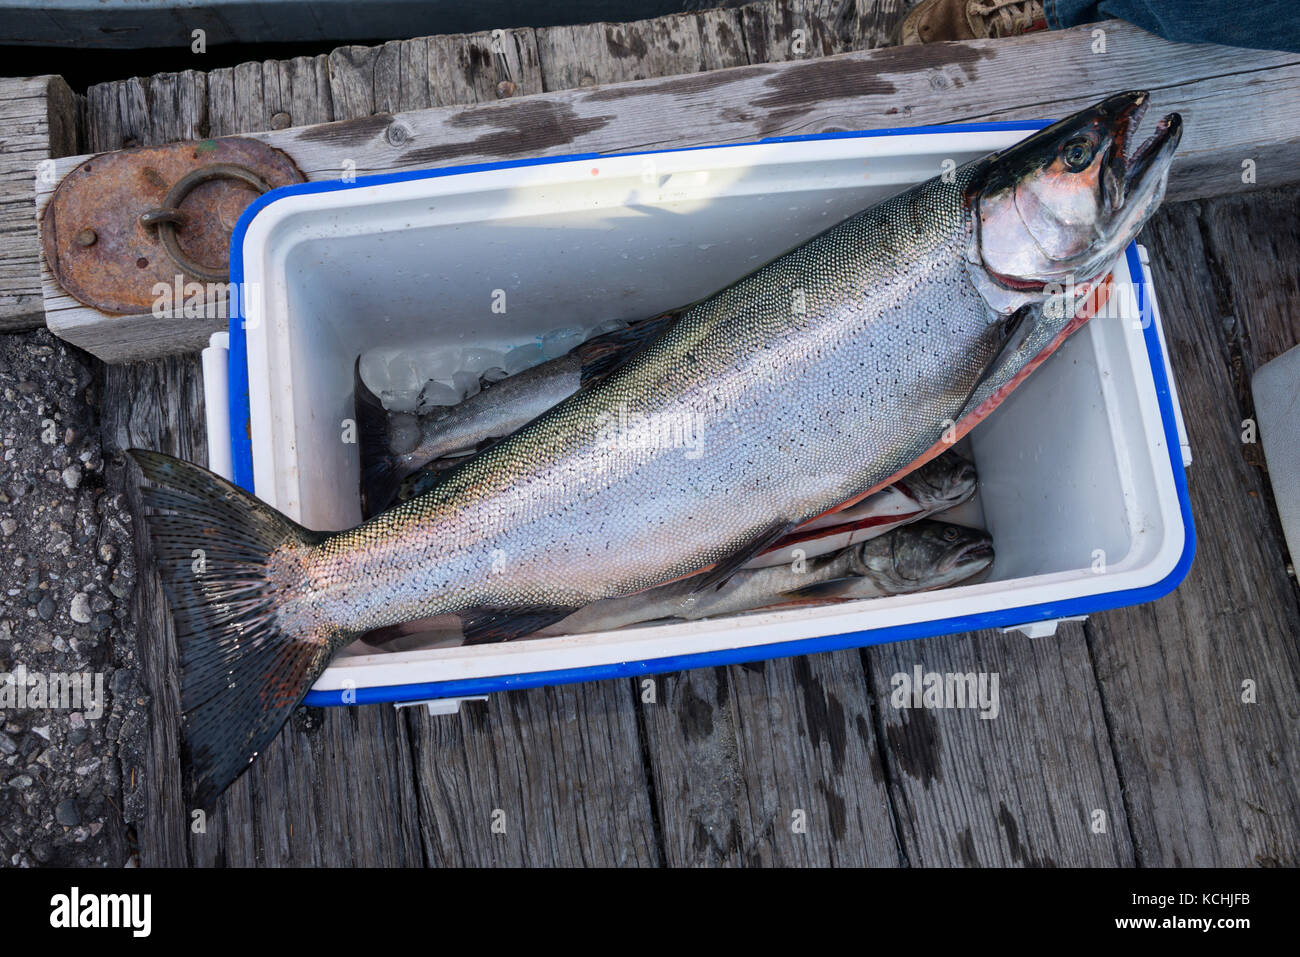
[578,311,680,386]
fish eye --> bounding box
[1062,136,1095,172]
[942,526,960,542]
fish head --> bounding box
[899,451,978,510]
[969,91,1182,311]
[852,520,993,593]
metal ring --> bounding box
[140,163,272,282]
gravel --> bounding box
[0,330,131,867]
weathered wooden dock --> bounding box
[4,0,1299,866]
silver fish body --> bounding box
[400,353,582,470]
[541,520,994,634]
[318,171,1011,633]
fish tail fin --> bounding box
[128,449,337,807]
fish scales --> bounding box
[303,172,998,633]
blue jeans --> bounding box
[1047,0,1300,53]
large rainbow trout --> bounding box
[132,91,1180,803]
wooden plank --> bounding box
[374,39,434,114]
[327,45,385,121]
[187,23,1300,199]
[695,5,751,73]
[86,70,425,868]
[366,41,660,868]
[207,55,335,136]
[410,685,660,866]
[427,29,544,104]
[0,75,78,330]
[740,0,908,62]
[85,71,208,153]
[336,29,545,117]
[1197,189,1300,393]
[1082,199,1300,867]
[536,12,714,91]
[36,20,1300,361]
[641,655,900,866]
[865,625,1136,866]
[99,357,200,868]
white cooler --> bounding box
[202,121,1195,709]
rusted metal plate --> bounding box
[41,138,304,315]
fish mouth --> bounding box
[950,537,994,572]
[1105,91,1183,212]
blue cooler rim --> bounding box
[222,122,1196,707]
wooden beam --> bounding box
[865,625,1136,866]
[639,654,903,866]
[34,19,1300,361]
[1082,200,1300,866]
[0,75,78,331]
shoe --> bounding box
[897,0,1048,45]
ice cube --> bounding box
[383,354,425,410]
[542,327,585,359]
[414,347,463,383]
[452,370,481,400]
[461,348,505,373]
[588,319,628,338]
[418,379,462,409]
[387,414,422,455]
[480,366,510,386]
[357,351,394,396]
[503,343,546,374]
[380,389,419,413]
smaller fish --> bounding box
[357,313,678,514]
[364,520,992,651]
[744,449,978,568]
[536,520,994,635]
[361,450,980,649]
